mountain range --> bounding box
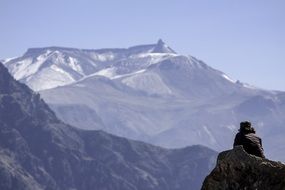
[0,61,217,190]
[3,40,285,162]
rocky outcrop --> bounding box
[201,146,285,190]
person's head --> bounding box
[239,121,253,134]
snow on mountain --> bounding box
[4,40,176,91]
[121,71,173,95]
[4,40,285,162]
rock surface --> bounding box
[201,146,285,190]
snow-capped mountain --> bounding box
[4,40,285,161]
[3,39,176,91]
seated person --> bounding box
[233,121,265,158]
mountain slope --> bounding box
[3,41,285,162]
[0,62,217,190]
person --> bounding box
[233,121,265,158]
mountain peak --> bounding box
[152,39,176,54]
[157,39,165,45]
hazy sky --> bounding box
[1,0,284,91]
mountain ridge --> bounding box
[17,39,175,58]
[0,61,217,190]
[3,41,285,162]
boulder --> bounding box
[201,146,285,190]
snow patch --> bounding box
[130,53,176,66]
[68,57,84,74]
[12,58,41,80]
[93,67,117,78]
[90,52,116,62]
[202,126,217,145]
[112,69,146,79]
[222,74,236,83]
[2,57,17,64]
[242,83,258,89]
[28,67,75,91]
[122,72,172,95]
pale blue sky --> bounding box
[1,0,284,91]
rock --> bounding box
[201,146,285,190]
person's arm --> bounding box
[233,133,240,147]
[259,138,265,158]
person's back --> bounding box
[233,121,265,158]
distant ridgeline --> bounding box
[202,146,285,190]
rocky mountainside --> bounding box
[201,146,285,190]
[0,62,217,190]
[3,40,285,162]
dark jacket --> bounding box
[233,131,265,158]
